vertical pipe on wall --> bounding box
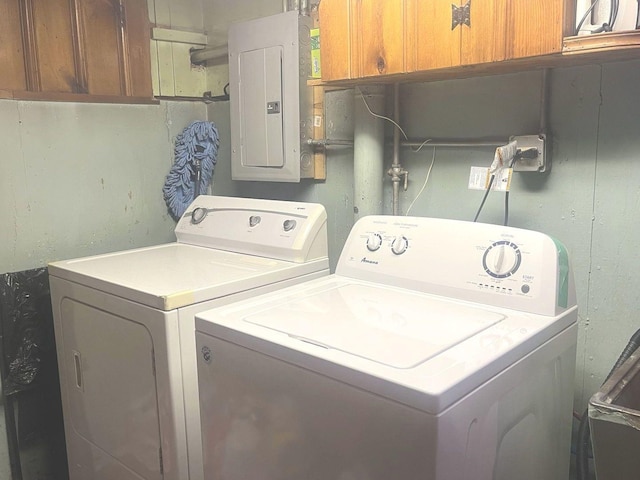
[300,0,309,15]
[391,83,401,215]
[354,85,386,221]
[540,68,550,135]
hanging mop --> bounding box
[163,121,219,221]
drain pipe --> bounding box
[354,85,386,221]
[387,83,407,216]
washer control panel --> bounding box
[336,216,571,315]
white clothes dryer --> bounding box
[195,215,578,480]
[49,195,329,480]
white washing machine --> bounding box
[48,195,329,480]
[195,215,578,480]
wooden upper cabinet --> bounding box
[506,0,575,59]
[319,0,405,81]
[0,0,27,90]
[351,0,405,78]
[29,0,79,93]
[0,0,153,102]
[79,0,127,96]
[318,0,351,81]
[406,0,461,71]
[461,0,507,65]
[321,0,577,82]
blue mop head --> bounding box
[163,121,219,221]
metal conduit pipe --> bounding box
[308,138,507,148]
[387,83,407,216]
[354,85,386,222]
[190,44,228,64]
[540,68,550,135]
[401,139,505,148]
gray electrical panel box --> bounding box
[229,11,314,182]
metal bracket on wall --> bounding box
[452,1,471,30]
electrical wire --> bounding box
[609,0,620,31]
[504,190,510,226]
[473,175,495,222]
[503,157,518,226]
[411,138,433,153]
[406,147,436,216]
[576,0,602,34]
[356,86,409,140]
[610,0,619,30]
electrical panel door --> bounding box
[238,46,285,168]
[229,11,313,182]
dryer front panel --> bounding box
[60,298,162,480]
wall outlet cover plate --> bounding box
[510,134,547,173]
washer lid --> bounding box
[196,276,576,414]
[244,283,505,369]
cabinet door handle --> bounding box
[73,351,83,390]
[452,1,471,30]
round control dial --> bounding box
[483,241,522,278]
[191,207,208,224]
[391,235,409,255]
[366,233,383,252]
[249,215,261,227]
[283,219,297,232]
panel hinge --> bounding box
[452,1,471,30]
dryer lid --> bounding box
[244,283,505,369]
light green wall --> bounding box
[390,61,640,409]
[0,100,207,274]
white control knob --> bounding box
[191,207,207,224]
[482,241,521,278]
[366,233,383,252]
[391,235,408,255]
[283,219,297,232]
[249,215,261,227]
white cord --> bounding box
[411,138,433,153]
[406,147,436,216]
[357,86,408,140]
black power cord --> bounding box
[475,147,538,225]
[473,175,495,223]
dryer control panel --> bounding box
[336,216,574,316]
[175,195,328,263]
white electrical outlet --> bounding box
[511,134,547,173]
